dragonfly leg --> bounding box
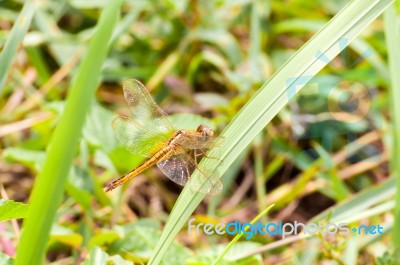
[196,149,222,161]
[193,150,198,165]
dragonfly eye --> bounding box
[197,124,214,141]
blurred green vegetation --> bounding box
[0,0,399,264]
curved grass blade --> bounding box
[212,204,274,265]
[14,1,123,265]
[383,4,400,249]
[0,0,37,92]
[148,0,394,264]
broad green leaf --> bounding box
[49,224,83,248]
[88,231,120,249]
[83,102,118,152]
[0,200,29,221]
[3,148,45,172]
[65,182,93,210]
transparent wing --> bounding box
[189,166,223,195]
[157,153,194,186]
[112,116,173,157]
[122,79,175,134]
[157,152,222,195]
[179,133,223,150]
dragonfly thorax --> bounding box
[169,130,184,146]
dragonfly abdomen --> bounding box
[103,144,175,192]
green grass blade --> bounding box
[311,177,395,223]
[0,0,37,92]
[14,2,123,265]
[148,0,393,264]
[254,134,267,222]
[383,4,400,248]
[212,205,274,265]
[344,236,358,265]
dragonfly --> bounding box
[103,79,223,195]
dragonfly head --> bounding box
[196,124,214,141]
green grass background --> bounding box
[0,0,399,264]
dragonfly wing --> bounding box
[157,152,222,195]
[179,134,223,150]
[123,79,175,134]
[157,153,195,186]
[112,116,172,157]
[189,166,223,195]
